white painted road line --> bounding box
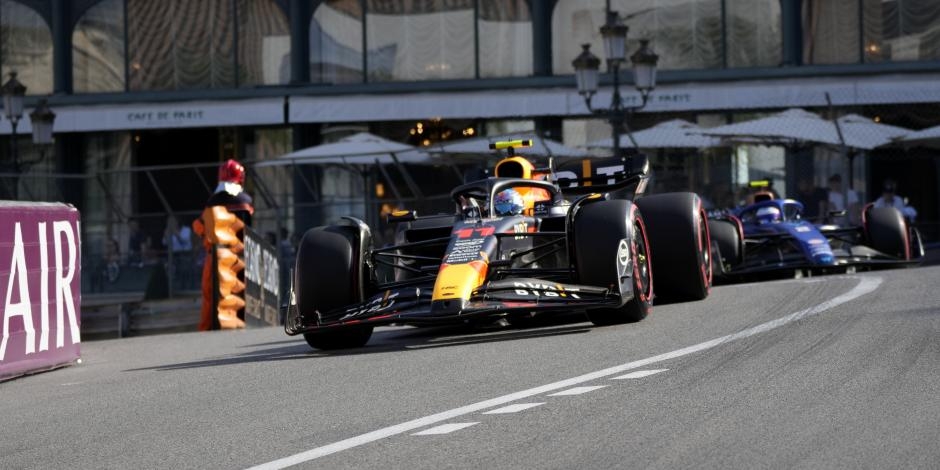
[412,423,480,436]
[245,276,882,470]
[611,369,669,380]
[547,385,608,396]
[483,403,545,414]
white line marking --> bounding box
[483,403,545,414]
[246,276,881,470]
[412,422,479,436]
[611,369,669,380]
[547,385,608,396]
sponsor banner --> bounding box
[243,228,280,327]
[0,98,284,135]
[0,202,81,382]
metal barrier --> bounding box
[0,161,459,304]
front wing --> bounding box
[285,278,620,335]
[718,233,921,279]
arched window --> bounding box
[863,0,940,63]
[127,0,237,90]
[803,0,940,65]
[552,0,725,74]
[310,0,531,83]
[478,0,532,78]
[802,0,861,65]
[726,0,781,67]
[237,0,290,86]
[366,0,475,81]
[310,0,364,84]
[73,0,126,93]
[0,0,53,95]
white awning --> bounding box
[289,73,940,123]
[2,73,939,135]
[0,98,284,135]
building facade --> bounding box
[1,0,939,293]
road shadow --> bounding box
[127,312,593,372]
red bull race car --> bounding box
[285,141,713,350]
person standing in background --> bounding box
[826,174,859,225]
[796,176,828,221]
[872,179,917,221]
[163,215,193,290]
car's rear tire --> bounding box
[865,207,910,260]
[295,226,373,350]
[635,193,712,301]
[574,200,652,325]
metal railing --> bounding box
[1,160,460,299]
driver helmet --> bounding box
[494,189,525,216]
[756,206,781,225]
[494,156,535,179]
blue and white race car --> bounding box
[709,193,924,280]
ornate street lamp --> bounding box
[600,10,628,65]
[631,39,659,101]
[1,71,26,169]
[572,9,659,159]
[572,44,601,101]
[30,98,56,146]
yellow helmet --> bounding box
[494,156,536,179]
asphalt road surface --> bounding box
[3,266,939,469]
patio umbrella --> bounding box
[257,132,430,166]
[893,124,940,148]
[587,119,727,149]
[431,133,589,159]
[695,109,909,150]
[254,132,431,225]
[837,114,910,150]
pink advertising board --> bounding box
[0,202,81,382]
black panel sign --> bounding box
[243,228,280,327]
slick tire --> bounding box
[865,207,910,260]
[574,199,652,325]
[635,192,712,302]
[295,226,373,350]
[709,218,743,267]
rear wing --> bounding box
[552,154,650,198]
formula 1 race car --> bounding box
[285,141,712,350]
[709,190,924,281]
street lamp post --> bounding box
[572,9,659,159]
[30,98,56,146]
[1,71,26,170]
[30,98,56,175]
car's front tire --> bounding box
[295,226,373,350]
[864,207,910,260]
[709,217,744,269]
[574,199,653,325]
